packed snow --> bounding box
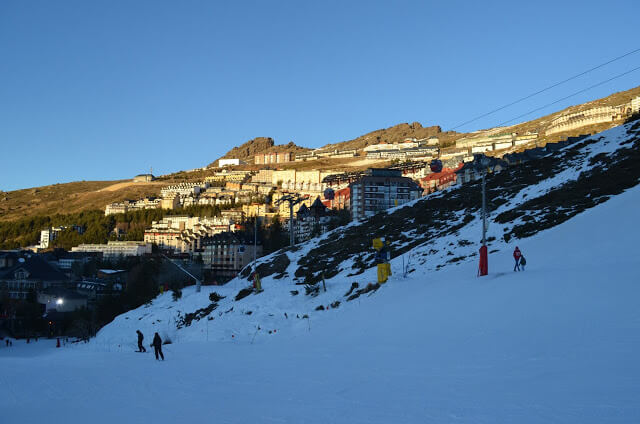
[3,183,640,423]
[2,122,640,423]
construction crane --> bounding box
[274,193,308,246]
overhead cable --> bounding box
[451,47,640,130]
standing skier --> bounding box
[520,255,526,271]
[152,332,164,361]
[136,330,146,352]
[513,246,522,271]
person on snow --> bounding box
[152,332,164,360]
[136,330,146,352]
[520,255,526,271]
[513,246,522,271]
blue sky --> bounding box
[1,0,639,191]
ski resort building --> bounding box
[0,255,69,300]
[71,241,153,259]
[255,152,292,165]
[632,96,640,114]
[201,232,262,282]
[545,105,630,136]
[349,169,422,220]
[143,216,235,254]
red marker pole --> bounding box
[478,168,488,276]
[479,245,488,276]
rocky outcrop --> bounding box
[210,137,310,167]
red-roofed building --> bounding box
[419,164,462,194]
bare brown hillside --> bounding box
[0,181,164,221]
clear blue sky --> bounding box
[1,0,639,191]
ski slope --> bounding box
[2,177,640,423]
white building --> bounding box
[219,158,241,167]
[39,226,84,249]
[105,198,160,216]
[71,241,152,258]
[144,216,235,253]
[471,144,494,153]
[363,140,421,153]
[546,105,628,136]
[514,133,539,147]
[632,96,640,114]
[493,141,513,150]
[160,182,209,198]
[39,229,54,249]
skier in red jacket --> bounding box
[513,247,522,271]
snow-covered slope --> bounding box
[94,118,640,349]
[3,157,640,423]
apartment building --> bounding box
[632,96,640,113]
[514,132,539,147]
[294,152,318,162]
[218,158,241,167]
[349,169,423,220]
[270,170,336,190]
[242,203,271,218]
[105,197,161,216]
[160,182,208,198]
[0,255,68,300]
[71,241,152,258]
[271,191,316,219]
[367,145,439,160]
[252,169,275,184]
[39,226,84,249]
[201,232,262,281]
[104,203,129,215]
[160,193,180,210]
[221,210,245,223]
[419,166,460,194]
[290,198,331,242]
[545,105,629,136]
[143,216,234,253]
[255,152,292,165]
[330,187,351,210]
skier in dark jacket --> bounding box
[152,332,164,360]
[136,330,146,352]
[513,246,522,271]
[520,255,526,271]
